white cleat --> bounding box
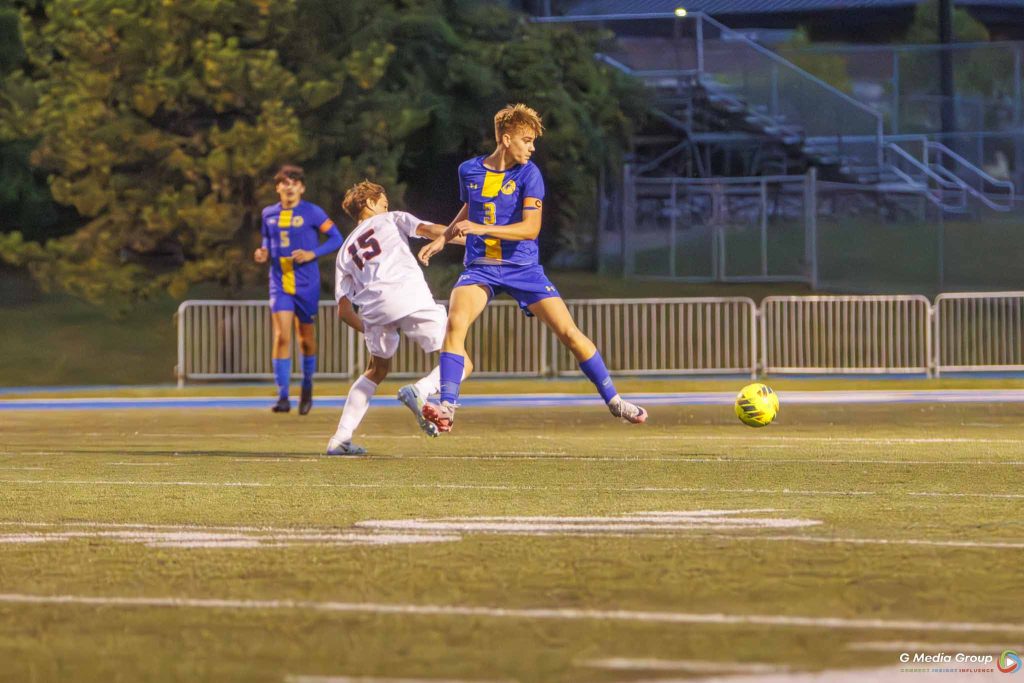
[325,438,367,457]
[609,395,648,424]
[422,400,457,433]
[397,385,440,438]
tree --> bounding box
[1,0,333,301]
[287,0,642,263]
[899,0,1011,132]
[1,0,642,302]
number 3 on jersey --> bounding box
[483,202,496,225]
[348,229,382,270]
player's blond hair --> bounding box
[342,180,386,220]
[494,103,544,143]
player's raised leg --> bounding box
[327,355,390,456]
[422,284,490,432]
[270,310,295,412]
[296,317,317,415]
[528,296,647,424]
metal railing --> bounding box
[175,298,758,383]
[540,12,884,175]
[176,294,1024,383]
[934,292,1024,375]
[925,141,1015,211]
[760,295,933,375]
[883,141,967,211]
[555,298,758,378]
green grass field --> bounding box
[1,400,1022,682]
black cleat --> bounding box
[299,385,313,415]
[271,397,291,413]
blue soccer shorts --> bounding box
[269,288,319,324]
[453,263,560,317]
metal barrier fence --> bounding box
[761,295,932,375]
[175,293,1024,383]
[934,292,1024,375]
[556,298,757,377]
[175,297,757,383]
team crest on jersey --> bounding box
[501,180,517,195]
[291,215,304,227]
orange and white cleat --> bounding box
[609,395,648,424]
[422,400,457,433]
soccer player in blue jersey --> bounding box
[418,104,647,432]
[253,165,343,414]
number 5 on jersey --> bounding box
[348,229,382,270]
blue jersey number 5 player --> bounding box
[253,165,342,414]
[418,104,647,431]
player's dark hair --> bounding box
[274,164,305,184]
[342,180,386,220]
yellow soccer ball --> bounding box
[734,383,779,427]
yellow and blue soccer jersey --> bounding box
[261,200,335,296]
[459,156,545,266]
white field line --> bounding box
[626,668,933,683]
[713,534,1024,550]
[0,518,1020,551]
[407,455,1024,465]
[0,529,460,549]
[109,462,175,467]
[0,521,352,533]
[0,593,1022,635]
[580,658,789,674]
[636,435,1024,445]
[1,478,1021,500]
[232,458,319,463]
[358,510,821,534]
[0,467,49,471]
[847,641,1022,652]
[287,677,512,683]
[0,479,271,487]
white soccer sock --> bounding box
[412,366,441,398]
[333,375,378,443]
[413,364,470,398]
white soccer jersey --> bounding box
[335,211,438,326]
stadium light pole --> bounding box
[939,0,956,140]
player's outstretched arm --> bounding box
[337,297,363,333]
[416,223,466,246]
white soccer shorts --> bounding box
[361,304,447,359]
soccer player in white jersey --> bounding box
[326,181,470,456]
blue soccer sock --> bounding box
[580,351,618,404]
[439,352,466,404]
[301,354,316,389]
[273,358,291,400]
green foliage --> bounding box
[897,0,1010,131]
[1,0,641,303]
[905,0,989,43]
[2,0,326,301]
[780,27,852,93]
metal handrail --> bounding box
[697,14,881,121]
[925,141,1015,211]
[884,142,966,210]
